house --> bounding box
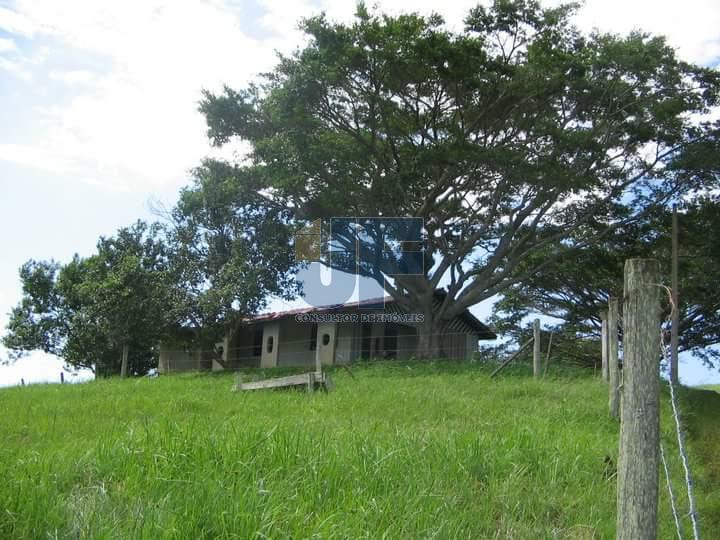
[157,294,496,373]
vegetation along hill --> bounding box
[1,362,717,538]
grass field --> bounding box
[1,361,718,539]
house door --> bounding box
[384,325,398,358]
[360,323,372,360]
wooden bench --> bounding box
[234,371,334,392]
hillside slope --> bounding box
[0,363,717,538]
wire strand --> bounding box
[660,440,684,540]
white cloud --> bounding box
[0,0,717,192]
[0,287,17,329]
[0,5,37,36]
[48,69,96,86]
[0,37,18,53]
[0,55,31,80]
[0,0,285,190]
[0,142,78,176]
[568,0,720,66]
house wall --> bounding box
[316,321,337,367]
[465,334,479,360]
[335,322,356,364]
[158,348,201,373]
[443,332,467,360]
[167,302,492,372]
[277,318,316,368]
[260,321,280,368]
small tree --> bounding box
[166,160,299,354]
[3,221,174,376]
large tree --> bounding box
[199,1,719,357]
[3,221,174,376]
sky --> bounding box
[1,0,719,387]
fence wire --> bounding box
[658,285,701,540]
[660,440,684,540]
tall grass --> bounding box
[0,361,717,538]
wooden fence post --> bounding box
[120,343,129,378]
[608,298,620,420]
[533,318,541,378]
[601,310,609,382]
[543,331,554,376]
[617,258,661,540]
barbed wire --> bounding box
[660,440,684,540]
[658,284,700,540]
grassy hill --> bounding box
[1,362,718,538]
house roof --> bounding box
[250,293,496,339]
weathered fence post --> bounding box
[601,310,609,382]
[608,298,620,420]
[120,343,129,378]
[617,258,661,540]
[533,318,541,378]
[543,331,554,376]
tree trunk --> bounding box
[415,305,444,359]
[120,343,129,378]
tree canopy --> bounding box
[493,197,720,368]
[198,0,720,356]
[4,1,720,369]
[3,222,174,375]
[165,159,299,350]
[3,166,300,375]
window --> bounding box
[266,336,274,354]
[322,333,330,346]
[309,323,318,351]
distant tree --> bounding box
[198,1,720,357]
[3,221,174,376]
[493,197,720,368]
[3,165,300,373]
[165,160,299,356]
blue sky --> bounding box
[1,0,719,386]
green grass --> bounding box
[0,361,717,538]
